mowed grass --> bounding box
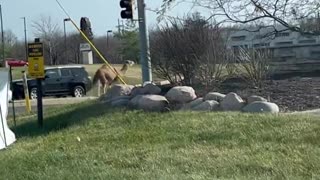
[1,101,320,179]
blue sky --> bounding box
[0,0,205,41]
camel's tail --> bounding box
[93,64,108,85]
[92,70,100,85]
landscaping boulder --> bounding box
[130,95,169,111]
[129,95,143,108]
[220,92,245,111]
[130,87,144,97]
[181,98,204,110]
[204,92,226,102]
[242,101,279,113]
[192,100,220,111]
[111,98,130,107]
[100,84,134,101]
[165,86,196,103]
[101,95,131,104]
[141,83,161,95]
[247,95,267,104]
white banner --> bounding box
[0,69,16,150]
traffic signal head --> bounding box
[120,0,133,19]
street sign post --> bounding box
[27,40,44,127]
[28,42,45,78]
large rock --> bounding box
[142,83,161,95]
[101,95,131,104]
[242,102,279,113]
[165,86,197,103]
[129,95,169,111]
[181,98,204,110]
[247,95,267,104]
[100,84,134,101]
[220,92,245,111]
[130,87,144,97]
[111,98,130,107]
[204,92,226,102]
[129,95,143,108]
[130,84,162,97]
[192,100,220,111]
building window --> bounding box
[276,41,293,46]
[311,51,320,58]
[254,35,263,39]
[253,43,270,48]
[275,32,290,37]
[231,36,246,41]
[298,39,316,44]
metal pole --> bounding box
[9,66,16,127]
[22,17,28,61]
[107,33,109,48]
[0,5,4,67]
[137,0,152,83]
[63,19,67,61]
[37,79,43,127]
[118,19,121,34]
[107,30,112,49]
[34,38,43,127]
[63,18,70,63]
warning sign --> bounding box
[28,42,45,78]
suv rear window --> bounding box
[70,68,88,77]
[61,69,72,77]
[45,69,60,78]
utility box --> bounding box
[80,43,93,64]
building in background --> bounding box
[227,23,320,77]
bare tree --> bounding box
[9,41,25,60]
[195,25,229,87]
[236,47,272,88]
[32,15,64,65]
[162,0,320,35]
[0,30,19,65]
[64,33,82,64]
[93,35,123,64]
[150,13,228,86]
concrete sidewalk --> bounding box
[290,109,320,116]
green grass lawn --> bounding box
[1,101,320,179]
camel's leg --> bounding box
[98,81,101,96]
[103,85,106,94]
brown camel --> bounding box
[92,60,133,94]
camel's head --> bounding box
[125,60,135,66]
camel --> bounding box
[92,60,134,94]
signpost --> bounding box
[28,42,45,78]
[27,39,44,127]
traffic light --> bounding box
[120,0,133,19]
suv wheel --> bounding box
[30,87,38,100]
[73,86,85,98]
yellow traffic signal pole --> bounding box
[55,0,127,85]
[22,70,31,113]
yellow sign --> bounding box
[28,42,45,78]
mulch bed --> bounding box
[196,77,320,112]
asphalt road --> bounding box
[8,96,97,116]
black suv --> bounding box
[12,66,92,100]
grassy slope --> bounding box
[1,101,320,179]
